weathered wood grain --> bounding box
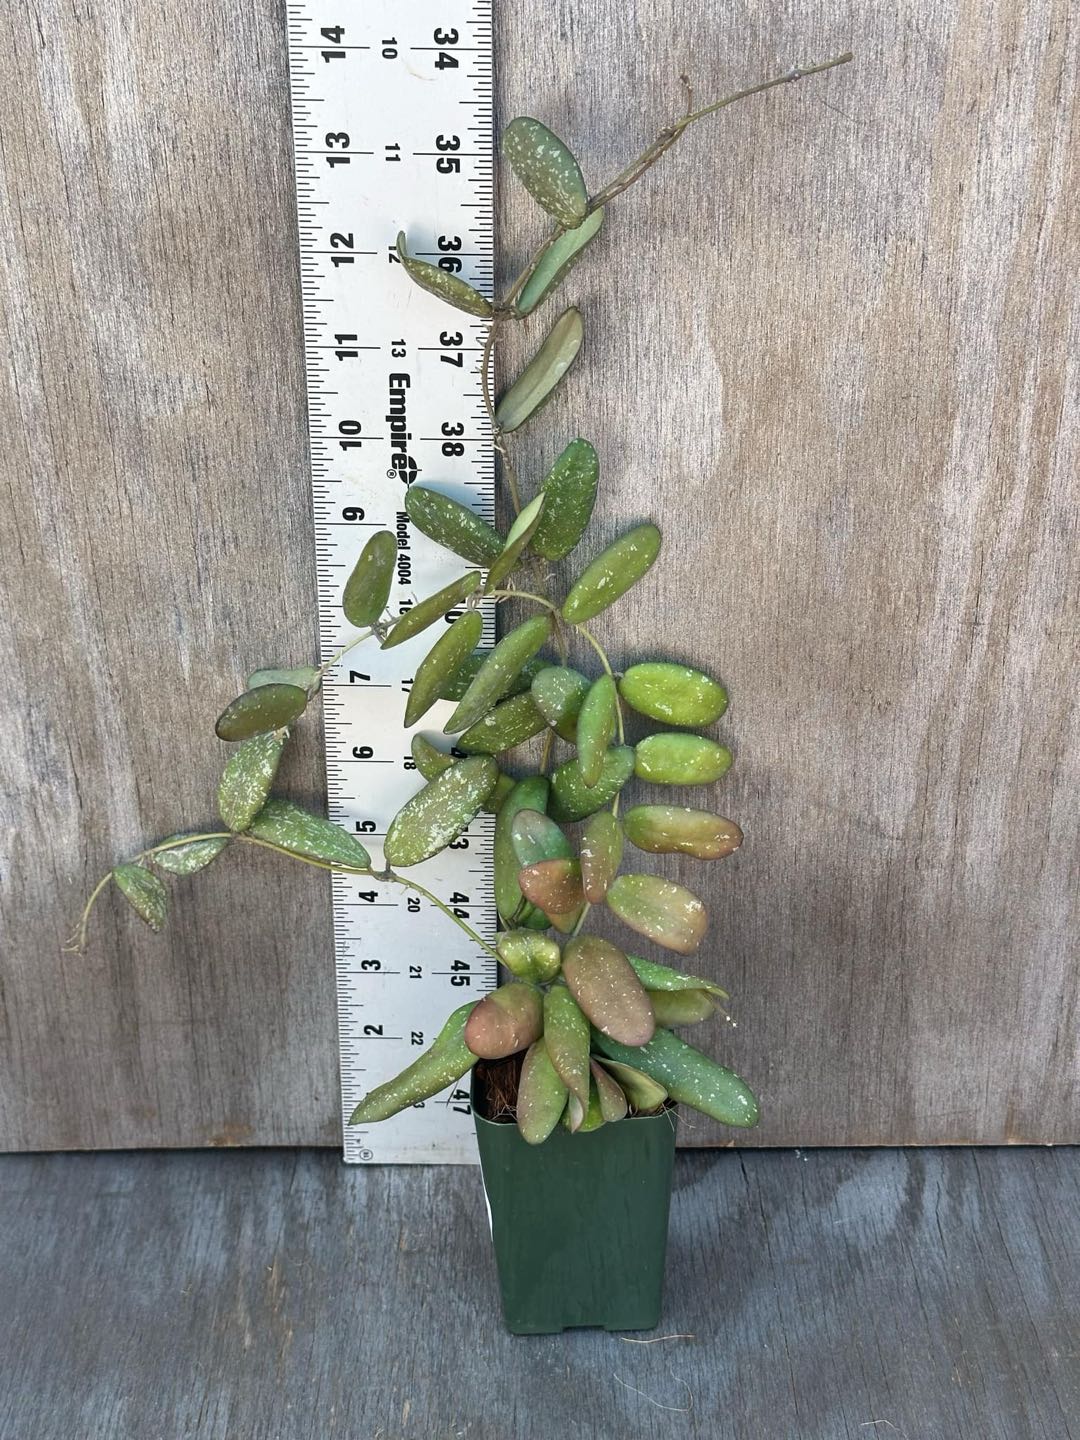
[1,0,1077,1148]
[2,1146,1079,1437]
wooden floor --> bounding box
[1,1147,1077,1439]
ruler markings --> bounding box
[285,0,496,1164]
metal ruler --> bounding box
[285,0,497,1163]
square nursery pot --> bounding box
[472,1072,678,1334]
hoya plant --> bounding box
[73,53,851,1146]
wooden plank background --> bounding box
[0,0,1076,1150]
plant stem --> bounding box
[239,836,500,961]
[319,627,374,679]
[590,53,854,208]
[479,316,523,515]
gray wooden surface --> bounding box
[2,1145,1079,1438]
[1,0,1077,1150]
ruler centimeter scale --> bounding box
[285,0,497,1163]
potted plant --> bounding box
[72,50,851,1334]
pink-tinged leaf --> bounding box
[561,935,655,1047]
[516,1039,569,1144]
[590,1059,628,1122]
[579,810,623,903]
[517,858,585,919]
[606,873,708,955]
[463,983,543,1059]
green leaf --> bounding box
[247,799,371,869]
[579,810,623,903]
[634,733,733,785]
[543,984,591,1111]
[606,873,707,956]
[409,735,512,815]
[112,864,168,932]
[549,745,634,823]
[530,439,599,561]
[517,210,604,317]
[626,954,728,999]
[456,691,548,754]
[623,805,742,859]
[349,1001,478,1124]
[590,1058,628,1122]
[343,531,396,627]
[215,683,308,742]
[444,615,551,733]
[495,307,583,433]
[437,650,547,704]
[494,777,552,928]
[619,662,728,726]
[485,492,546,592]
[153,836,230,876]
[396,231,493,317]
[502,117,589,228]
[405,610,484,728]
[648,988,718,1026]
[516,1039,569,1144]
[565,1076,606,1133]
[561,935,655,1047]
[593,1057,668,1112]
[217,731,288,832]
[561,523,661,623]
[509,808,573,866]
[246,665,320,696]
[496,930,562,983]
[384,756,497,867]
[382,572,481,649]
[592,1028,759,1129]
[575,674,618,786]
[463,982,544,1059]
[405,487,503,567]
[530,665,590,741]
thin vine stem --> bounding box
[318,626,374,679]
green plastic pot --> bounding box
[472,1074,678,1334]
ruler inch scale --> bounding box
[285,0,497,1164]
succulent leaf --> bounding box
[606,873,708,955]
[397,231,493,316]
[343,530,396,627]
[215,683,307,742]
[495,308,583,433]
[384,757,497,867]
[349,1002,478,1123]
[502,116,589,229]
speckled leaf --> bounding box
[112,864,168,933]
[543,985,591,1111]
[561,524,661,624]
[623,805,743,859]
[593,1027,759,1129]
[246,665,320,696]
[561,935,655,1047]
[463,982,543,1059]
[606,873,708,956]
[626,954,728,999]
[509,809,573,867]
[648,988,717,1026]
[495,307,583,434]
[619,662,728,726]
[382,572,481,650]
[405,610,483,727]
[634,733,733,785]
[349,1001,477,1124]
[485,492,546,591]
[516,1039,569,1144]
[410,736,512,816]
[153,836,230,876]
[384,757,497,867]
[248,799,371,869]
[494,777,552,928]
[564,1077,606,1133]
[438,651,547,704]
[549,745,634,823]
[593,1058,668,1113]
[405,487,503,567]
[343,530,396,627]
[444,615,551,733]
[530,439,600,561]
[590,1058,628,1122]
[502,116,589,228]
[397,231,493,316]
[217,731,287,832]
[531,665,590,741]
[576,675,618,786]
[579,810,623,903]
[456,692,548,754]
[496,930,562,983]
[517,858,584,921]
[517,210,604,317]
[215,683,308,742]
